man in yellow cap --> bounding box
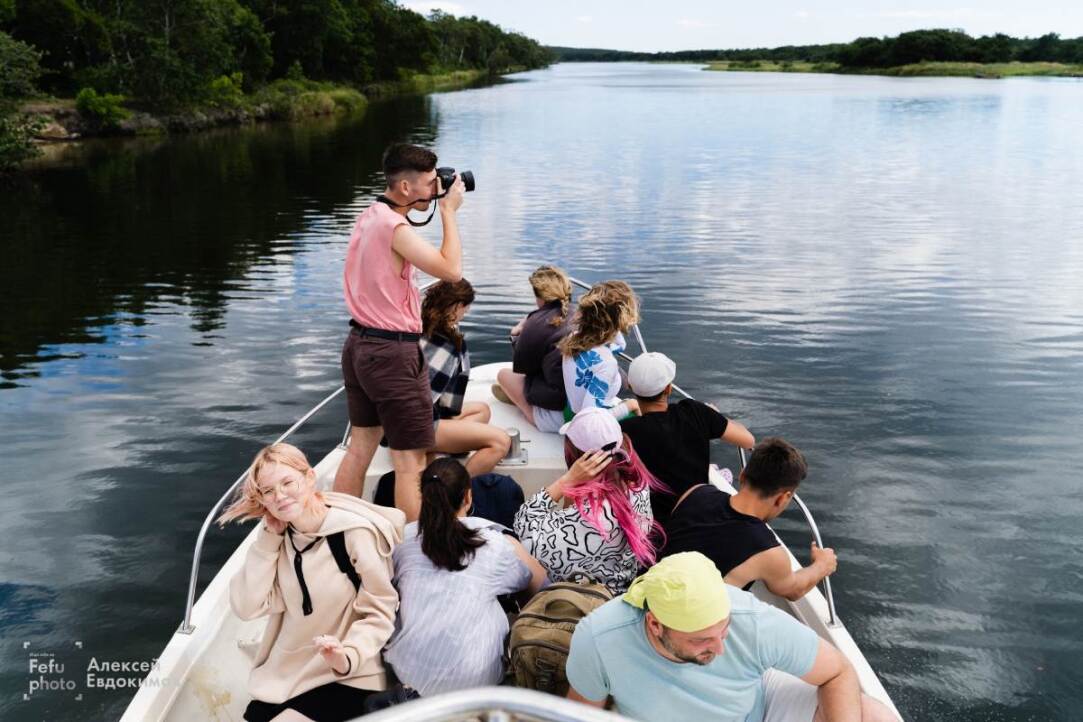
[565,552,896,722]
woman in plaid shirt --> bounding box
[420,280,512,476]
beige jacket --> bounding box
[230,492,405,703]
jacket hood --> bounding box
[312,492,405,556]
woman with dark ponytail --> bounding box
[384,459,546,697]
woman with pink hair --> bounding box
[512,407,668,595]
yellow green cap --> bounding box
[623,552,731,633]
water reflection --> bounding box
[2,64,1082,721]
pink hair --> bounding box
[562,434,669,566]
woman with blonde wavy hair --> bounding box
[220,442,404,722]
[494,265,575,432]
[558,279,641,421]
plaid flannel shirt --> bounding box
[420,333,470,419]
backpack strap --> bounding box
[327,531,361,592]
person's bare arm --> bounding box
[801,639,862,722]
[506,536,548,596]
[721,419,755,449]
[390,177,464,281]
[728,543,836,602]
[567,687,607,708]
[545,450,610,503]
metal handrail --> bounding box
[668,377,839,626]
[568,275,839,626]
[179,385,346,634]
[357,686,632,722]
[182,272,837,633]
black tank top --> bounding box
[659,485,780,578]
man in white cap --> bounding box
[621,352,755,523]
[565,552,897,722]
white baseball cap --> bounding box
[559,406,623,453]
[628,352,677,397]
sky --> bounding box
[402,1,1083,52]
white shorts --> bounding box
[532,406,565,433]
[761,668,819,722]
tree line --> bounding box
[0,1,553,108]
[550,29,1083,67]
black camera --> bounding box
[436,166,475,193]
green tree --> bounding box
[836,37,888,67]
[0,29,42,170]
[1017,32,1062,62]
[886,29,977,66]
[974,33,1014,63]
[0,28,41,97]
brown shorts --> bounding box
[341,331,435,451]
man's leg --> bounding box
[333,425,383,497]
[389,447,427,522]
[495,368,536,425]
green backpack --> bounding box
[508,581,614,695]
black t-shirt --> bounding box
[620,399,729,522]
[659,485,780,578]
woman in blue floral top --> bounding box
[558,280,642,421]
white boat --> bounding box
[121,281,903,721]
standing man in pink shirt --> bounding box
[334,143,465,521]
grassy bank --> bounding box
[20,69,495,142]
[704,60,1083,78]
[363,69,491,97]
[704,60,838,73]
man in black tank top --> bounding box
[659,438,838,601]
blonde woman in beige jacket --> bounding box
[220,443,404,722]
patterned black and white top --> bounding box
[513,486,653,595]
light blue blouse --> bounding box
[384,517,532,696]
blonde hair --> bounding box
[529,265,572,327]
[217,442,321,525]
[558,280,640,357]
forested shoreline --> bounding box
[551,28,1083,70]
[0,0,553,169]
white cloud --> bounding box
[402,1,465,16]
[576,15,593,24]
[877,8,986,20]
[794,10,811,19]
[676,18,714,29]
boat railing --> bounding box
[567,275,839,626]
[180,385,347,634]
[183,279,442,634]
[357,686,632,721]
[182,274,836,633]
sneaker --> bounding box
[491,383,511,404]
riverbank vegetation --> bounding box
[553,28,1083,78]
[0,0,552,169]
[704,59,1083,78]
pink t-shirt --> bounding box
[343,201,421,333]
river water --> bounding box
[2,63,1081,721]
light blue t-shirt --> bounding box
[566,585,820,722]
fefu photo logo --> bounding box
[23,640,169,702]
[24,641,82,701]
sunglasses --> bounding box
[595,440,630,465]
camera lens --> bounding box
[460,170,475,192]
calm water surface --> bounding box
[2,63,1082,721]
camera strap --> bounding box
[376,194,440,227]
